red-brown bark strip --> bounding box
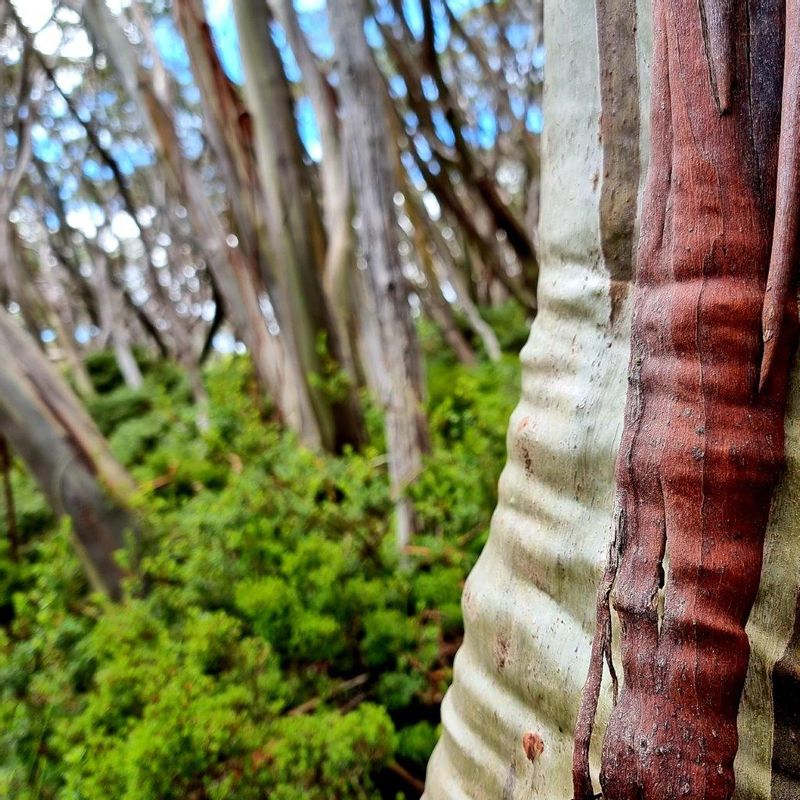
[573,1,798,798]
[768,2,800,794]
[594,0,641,321]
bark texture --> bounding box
[575,2,798,799]
[424,1,800,797]
[328,0,430,548]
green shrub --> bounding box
[0,327,521,799]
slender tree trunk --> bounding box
[329,0,430,549]
[403,186,501,361]
[0,215,40,341]
[268,0,359,379]
[92,249,143,391]
[171,0,269,291]
[0,435,18,560]
[0,308,136,598]
[42,283,96,398]
[410,220,477,366]
[232,0,366,453]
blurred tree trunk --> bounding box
[417,0,539,290]
[404,188,502,361]
[0,45,41,342]
[407,205,476,366]
[268,0,359,379]
[92,249,143,391]
[81,0,311,442]
[232,0,366,453]
[171,0,265,283]
[43,285,96,399]
[0,308,136,599]
[329,0,430,550]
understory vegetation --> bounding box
[0,311,526,800]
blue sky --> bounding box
[174,0,540,157]
[27,0,542,200]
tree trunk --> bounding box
[409,216,477,366]
[92,249,143,391]
[424,2,800,798]
[268,0,359,380]
[232,0,366,453]
[575,3,797,799]
[403,186,500,362]
[0,308,136,599]
[329,0,430,549]
[171,0,263,276]
[81,0,310,440]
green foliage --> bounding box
[0,337,520,798]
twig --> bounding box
[387,760,426,794]
[287,672,370,716]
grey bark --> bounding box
[233,0,365,452]
[0,308,136,598]
[329,0,430,549]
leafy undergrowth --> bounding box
[0,320,522,799]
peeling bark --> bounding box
[574,2,798,799]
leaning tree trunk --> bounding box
[0,308,136,599]
[80,0,310,441]
[329,0,430,551]
[232,0,366,453]
[424,1,800,798]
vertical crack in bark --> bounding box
[698,0,735,114]
[574,1,799,798]
[594,0,641,322]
